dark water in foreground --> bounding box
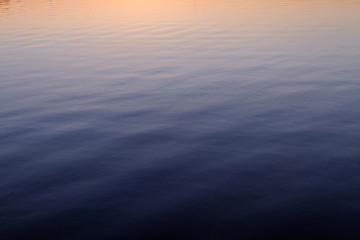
[1,0,360,239]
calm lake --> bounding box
[1,0,360,239]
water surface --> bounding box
[1,0,360,239]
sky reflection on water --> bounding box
[1,0,360,239]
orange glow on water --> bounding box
[1,0,359,62]
[2,0,360,24]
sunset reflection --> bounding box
[1,0,360,240]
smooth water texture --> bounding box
[1,0,360,239]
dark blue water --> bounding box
[1,0,360,239]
